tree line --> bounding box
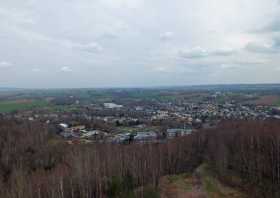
[0,118,280,197]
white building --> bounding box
[104,103,123,109]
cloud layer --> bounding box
[0,0,280,88]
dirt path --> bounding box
[159,164,246,198]
[159,171,207,198]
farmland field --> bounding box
[0,99,49,113]
[253,95,280,106]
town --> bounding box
[1,86,280,144]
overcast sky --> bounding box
[1,0,280,88]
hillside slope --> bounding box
[159,164,247,198]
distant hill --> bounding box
[1,84,280,92]
[160,84,280,92]
[0,87,24,92]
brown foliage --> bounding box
[0,119,202,198]
[1,118,280,197]
[204,120,280,197]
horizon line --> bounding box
[1,83,280,90]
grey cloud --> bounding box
[212,48,235,56]
[254,19,280,33]
[160,32,174,41]
[101,32,119,39]
[245,41,280,54]
[179,47,208,59]
[0,61,13,69]
[60,66,73,72]
[31,68,41,72]
[220,64,238,69]
[178,47,235,59]
[0,7,35,25]
[220,62,252,70]
[74,42,103,53]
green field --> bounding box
[0,100,49,113]
[275,99,280,107]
